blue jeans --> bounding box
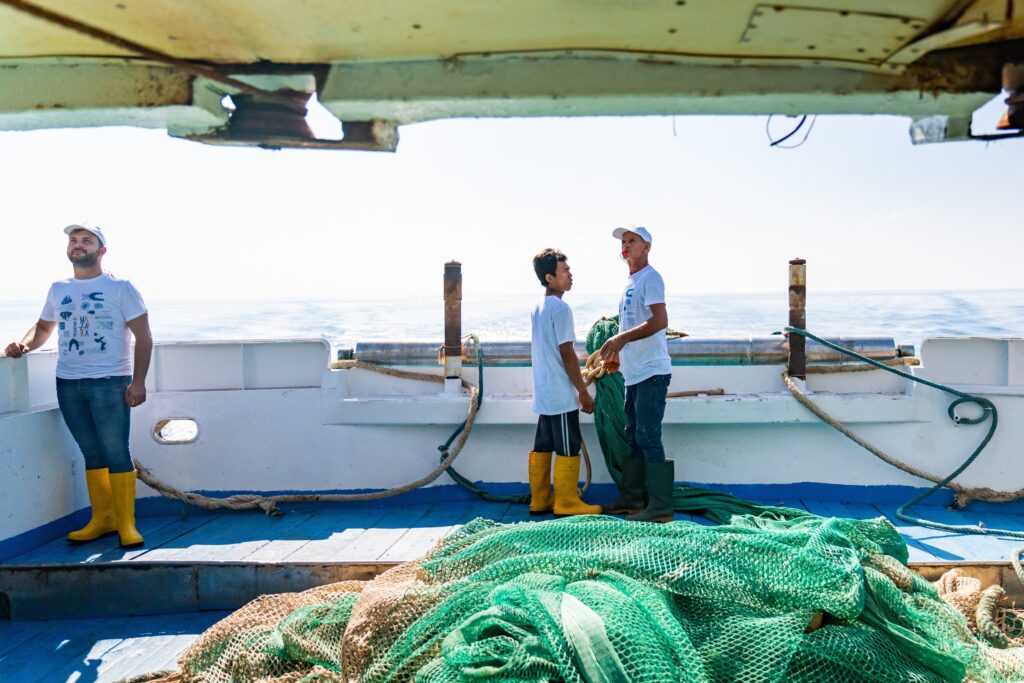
[624,374,670,463]
[56,376,134,473]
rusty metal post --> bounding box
[788,258,807,380]
[997,63,1024,131]
[443,261,463,387]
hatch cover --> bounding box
[741,5,927,64]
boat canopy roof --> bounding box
[1,0,1021,147]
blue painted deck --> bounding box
[4,497,1024,566]
[0,611,229,683]
[4,498,1024,681]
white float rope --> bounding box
[135,360,481,515]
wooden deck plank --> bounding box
[465,500,513,522]
[774,498,812,513]
[378,501,474,562]
[180,511,318,563]
[897,505,1020,562]
[938,506,1024,562]
[94,631,184,682]
[96,612,223,682]
[328,504,433,562]
[8,498,1024,569]
[801,500,841,518]
[4,515,205,565]
[1,616,125,683]
[283,505,397,563]
[115,514,226,562]
[241,505,388,563]
[499,501,536,523]
[125,631,213,680]
[0,619,56,661]
[0,612,229,683]
[136,510,315,563]
[871,503,984,563]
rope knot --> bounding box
[258,500,282,516]
[951,492,974,510]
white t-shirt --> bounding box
[531,295,579,415]
[40,273,148,380]
[618,265,672,386]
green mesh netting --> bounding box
[156,515,1024,682]
[584,316,809,524]
[142,318,1024,682]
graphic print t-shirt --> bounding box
[40,273,147,379]
[618,265,672,386]
[531,295,579,415]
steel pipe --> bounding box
[353,336,904,367]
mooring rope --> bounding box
[135,360,482,516]
[783,327,1024,548]
[135,335,596,513]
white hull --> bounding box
[3,336,1024,555]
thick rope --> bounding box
[780,373,1020,504]
[976,585,1011,648]
[135,361,480,515]
[440,337,590,502]
[583,349,720,399]
[807,357,920,374]
[784,326,1024,545]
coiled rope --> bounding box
[783,327,1024,553]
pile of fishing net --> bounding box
[145,512,1024,682]
[140,316,1024,681]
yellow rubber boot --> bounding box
[552,454,601,517]
[528,451,554,515]
[67,468,117,544]
[109,470,144,548]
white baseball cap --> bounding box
[64,222,106,246]
[612,226,652,244]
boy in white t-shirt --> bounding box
[529,248,600,517]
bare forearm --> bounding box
[617,317,667,344]
[598,305,668,361]
[559,347,588,393]
[132,337,152,383]
[20,322,54,351]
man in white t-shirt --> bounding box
[5,223,152,548]
[599,227,675,523]
[529,248,599,517]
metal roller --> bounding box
[351,336,909,367]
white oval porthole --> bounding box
[152,418,199,445]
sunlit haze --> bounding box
[1,105,1021,304]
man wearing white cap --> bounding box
[599,226,674,523]
[4,223,152,548]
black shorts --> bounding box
[533,410,582,456]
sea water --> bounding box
[1,290,1021,355]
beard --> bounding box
[68,250,99,267]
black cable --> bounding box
[767,115,816,148]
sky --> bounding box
[0,98,1021,303]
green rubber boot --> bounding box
[602,457,646,515]
[626,459,675,523]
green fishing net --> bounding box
[159,514,1024,682]
[144,317,1024,681]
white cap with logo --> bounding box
[64,222,106,247]
[612,226,652,244]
